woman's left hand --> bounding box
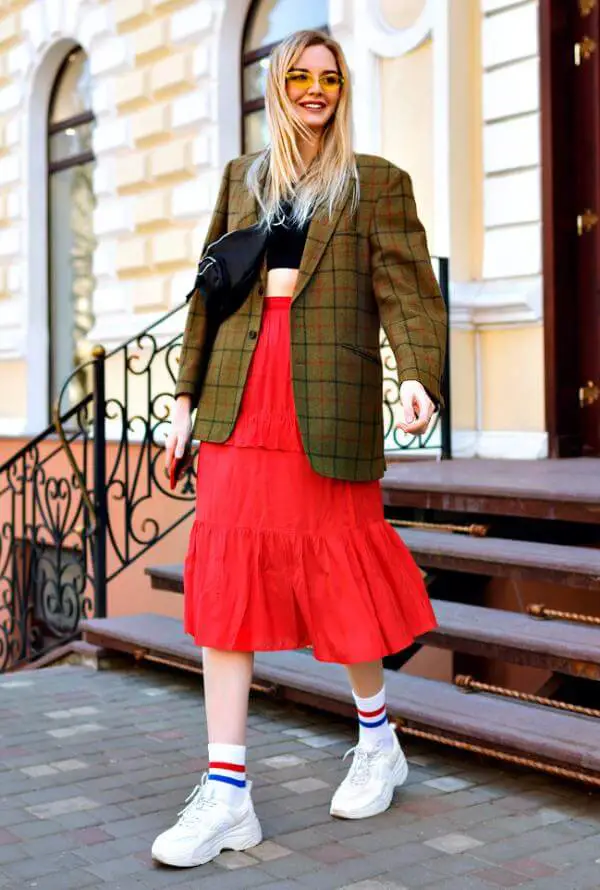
[396,380,435,435]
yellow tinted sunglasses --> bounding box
[285,70,345,93]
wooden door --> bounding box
[542,0,600,456]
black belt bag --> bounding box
[187,223,267,325]
[182,222,267,405]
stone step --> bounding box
[81,613,600,784]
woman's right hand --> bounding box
[164,395,193,472]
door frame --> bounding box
[540,0,599,457]
[540,0,579,457]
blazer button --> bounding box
[258,285,264,296]
[248,330,258,340]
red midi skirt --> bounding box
[183,296,437,664]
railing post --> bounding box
[439,258,452,460]
[92,345,107,618]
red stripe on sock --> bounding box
[357,704,386,718]
[209,761,245,772]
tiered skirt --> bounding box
[183,296,437,664]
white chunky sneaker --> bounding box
[329,725,408,819]
[151,774,262,867]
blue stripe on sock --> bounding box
[358,714,388,728]
[208,774,246,788]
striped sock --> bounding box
[207,742,247,806]
[352,685,394,751]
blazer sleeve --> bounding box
[369,166,447,409]
[174,160,232,403]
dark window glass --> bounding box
[241,0,328,153]
[48,48,96,413]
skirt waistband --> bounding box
[264,296,292,308]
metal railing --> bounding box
[382,256,450,458]
[0,259,450,671]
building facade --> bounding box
[0,0,543,459]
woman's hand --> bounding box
[164,395,193,472]
[396,380,435,436]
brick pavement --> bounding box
[0,662,600,889]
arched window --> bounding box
[48,47,96,412]
[242,0,328,153]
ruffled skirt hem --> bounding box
[183,516,437,665]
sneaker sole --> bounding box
[151,813,263,868]
[329,754,409,820]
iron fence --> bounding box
[0,258,449,671]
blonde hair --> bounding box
[246,29,358,229]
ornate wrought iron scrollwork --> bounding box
[0,399,94,672]
[0,257,449,672]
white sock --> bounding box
[352,685,394,751]
[207,742,248,806]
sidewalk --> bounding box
[0,662,599,890]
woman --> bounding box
[153,29,446,868]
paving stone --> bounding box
[252,840,293,861]
[0,829,19,846]
[25,796,100,819]
[501,857,558,879]
[281,777,330,794]
[2,663,600,890]
[46,723,106,739]
[424,832,485,854]
[53,759,89,771]
[423,776,475,793]
[216,850,261,869]
[339,882,407,890]
[82,853,147,880]
[20,764,58,777]
[260,754,308,769]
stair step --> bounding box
[81,613,600,782]
[145,560,600,677]
[398,528,600,589]
[148,528,600,593]
[427,600,600,680]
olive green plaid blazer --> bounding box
[175,152,447,482]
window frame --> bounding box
[46,47,96,413]
[241,0,329,152]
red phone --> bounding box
[169,445,193,490]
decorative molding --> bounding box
[367,0,434,58]
[452,428,548,459]
[24,36,80,433]
[0,417,29,437]
[214,0,248,166]
[450,275,542,329]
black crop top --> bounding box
[266,201,311,270]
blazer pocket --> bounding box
[339,342,381,365]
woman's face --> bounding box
[285,44,342,136]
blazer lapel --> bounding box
[234,191,259,230]
[292,188,351,303]
[231,161,352,302]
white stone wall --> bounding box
[0,0,232,434]
[0,0,545,456]
[453,0,541,327]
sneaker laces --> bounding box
[177,774,219,827]
[342,745,380,786]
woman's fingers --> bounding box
[164,431,177,471]
[396,382,434,435]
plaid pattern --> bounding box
[175,152,447,482]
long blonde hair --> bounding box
[246,29,359,229]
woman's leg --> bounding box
[202,648,255,804]
[344,658,383,698]
[203,647,254,743]
[329,656,407,820]
[152,646,262,866]
[344,658,392,750]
